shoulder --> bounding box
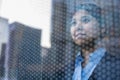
[94,51,120,75]
[90,51,120,79]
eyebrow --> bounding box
[81,15,91,19]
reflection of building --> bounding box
[41,0,78,79]
[40,0,67,79]
[0,43,6,78]
[51,0,66,64]
[0,17,9,78]
[0,17,9,58]
[8,22,42,80]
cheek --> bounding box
[70,27,75,38]
[84,24,100,37]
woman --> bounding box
[70,3,120,80]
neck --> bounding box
[81,46,96,68]
[81,47,95,57]
[80,38,96,57]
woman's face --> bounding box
[71,10,100,45]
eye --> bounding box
[71,19,76,26]
[81,16,91,24]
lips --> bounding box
[74,32,86,39]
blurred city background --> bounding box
[0,0,120,80]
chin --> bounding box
[74,39,85,45]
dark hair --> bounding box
[75,3,102,24]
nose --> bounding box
[75,22,83,31]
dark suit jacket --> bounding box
[88,52,120,80]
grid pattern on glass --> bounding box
[0,0,120,80]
